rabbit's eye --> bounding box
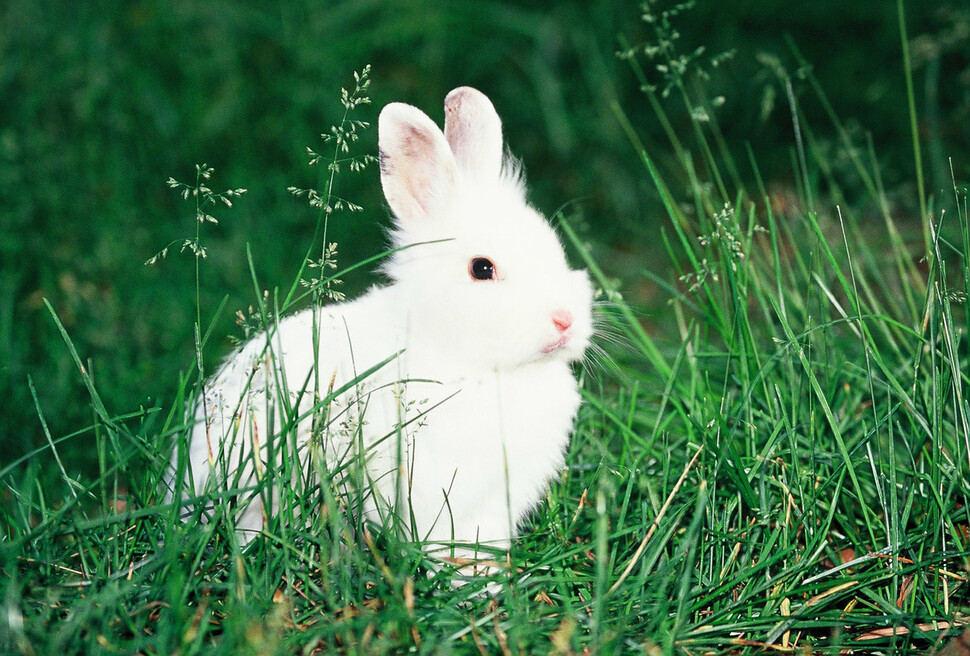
[469,257,496,281]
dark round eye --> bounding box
[469,257,496,281]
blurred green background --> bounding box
[1,0,967,473]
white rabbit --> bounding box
[169,87,593,568]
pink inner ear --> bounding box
[399,127,439,215]
[401,124,435,158]
[379,109,456,222]
[444,87,503,179]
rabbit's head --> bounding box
[379,87,592,371]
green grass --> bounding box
[4,4,970,655]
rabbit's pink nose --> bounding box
[552,310,573,333]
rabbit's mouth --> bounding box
[540,333,574,357]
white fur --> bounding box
[170,87,593,562]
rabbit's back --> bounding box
[176,290,406,535]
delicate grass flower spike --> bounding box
[144,164,248,388]
[289,65,376,308]
[146,164,247,265]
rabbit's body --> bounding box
[172,87,592,561]
[188,289,581,553]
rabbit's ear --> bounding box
[444,87,503,179]
[379,103,457,222]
